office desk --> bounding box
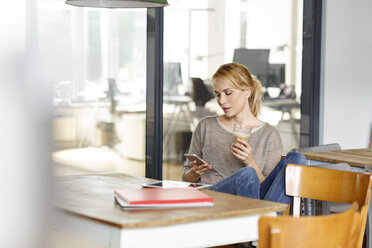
[51,173,287,248]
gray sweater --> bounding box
[182,116,283,185]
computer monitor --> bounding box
[233,48,270,86]
[164,62,183,96]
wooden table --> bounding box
[302,148,372,168]
[51,173,287,248]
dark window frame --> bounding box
[145,1,323,177]
[300,0,322,147]
[145,8,164,179]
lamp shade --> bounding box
[65,0,168,8]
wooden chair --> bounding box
[289,143,349,216]
[258,202,362,248]
[285,164,372,248]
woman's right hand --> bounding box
[190,160,212,176]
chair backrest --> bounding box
[107,78,118,114]
[258,203,361,248]
[285,164,372,248]
[164,62,183,96]
[290,143,341,153]
[290,143,351,171]
[191,77,214,106]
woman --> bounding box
[182,62,306,204]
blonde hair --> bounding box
[212,62,263,117]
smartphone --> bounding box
[184,153,207,165]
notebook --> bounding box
[114,187,214,209]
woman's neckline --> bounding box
[215,116,267,134]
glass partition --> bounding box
[163,0,303,180]
[39,0,148,176]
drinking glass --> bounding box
[232,124,252,144]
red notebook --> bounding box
[114,187,214,209]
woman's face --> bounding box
[213,79,250,118]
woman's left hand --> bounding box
[231,138,254,166]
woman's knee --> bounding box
[285,151,307,165]
[235,167,259,183]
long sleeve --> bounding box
[182,121,203,181]
[182,116,283,184]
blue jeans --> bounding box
[208,152,307,204]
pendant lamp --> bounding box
[65,0,168,8]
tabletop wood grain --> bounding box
[54,173,288,229]
[303,148,372,168]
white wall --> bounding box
[320,0,372,149]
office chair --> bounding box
[99,78,127,147]
[108,78,123,114]
[290,143,351,171]
[164,62,183,96]
[191,77,214,107]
